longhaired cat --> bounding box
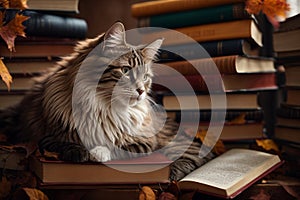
[0,22,214,180]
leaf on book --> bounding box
[42,150,60,160]
[0,12,29,52]
[19,188,49,200]
[256,139,280,153]
[0,59,12,90]
[227,113,246,125]
[0,177,12,199]
[139,186,156,200]
[185,128,226,156]
[0,0,9,8]
[9,0,28,10]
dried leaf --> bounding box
[0,59,12,90]
[256,139,280,153]
[9,0,28,10]
[0,13,29,51]
[22,188,49,200]
[227,113,246,125]
[139,186,156,200]
[0,177,12,199]
[0,0,9,8]
[43,150,60,160]
[158,192,177,200]
[195,129,226,155]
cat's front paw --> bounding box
[89,146,111,162]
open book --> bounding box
[178,148,283,199]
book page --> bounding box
[179,149,278,190]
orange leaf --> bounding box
[0,13,29,51]
[139,186,156,200]
[227,113,246,125]
[0,0,9,8]
[0,59,12,90]
[256,139,280,153]
[195,129,226,155]
[9,0,28,10]
[22,188,49,200]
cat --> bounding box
[0,22,214,180]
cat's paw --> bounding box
[89,146,111,162]
[58,145,90,162]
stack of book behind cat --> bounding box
[131,0,277,147]
[273,13,300,178]
[0,0,87,109]
[130,0,283,198]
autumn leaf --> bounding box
[0,12,29,52]
[227,113,246,125]
[13,188,49,200]
[0,59,12,90]
[9,0,28,10]
[139,186,156,200]
[256,139,280,153]
[0,0,9,8]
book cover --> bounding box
[131,0,245,18]
[141,19,262,47]
[152,73,277,93]
[3,9,87,39]
[137,3,250,29]
[158,39,260,62]
[155,55,275,76]
[29,153,171,185]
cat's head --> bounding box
[97,22,163,108]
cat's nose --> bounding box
[136,88,144,95]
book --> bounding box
[158,39,260,62]
[155,55,275,75]
[168,109,264,123]
[285,86,300,106]
[0,37,77,58]
[273,28,300,52]
[275,126,300,144]
[137,3,250,29]
[141,19,262,47]
[177,148,283,198]
[152,73,277,93]
[183,122,266,141]
[277,116,300,128]
[0,93,25,109]
[131,0,245,18]
[277,13,300,32]
[277,104,300,119]
[3,58,56,75]
[26,0,80,13]
[29,153,171,185]
[3,9,87,39]
[284,65,300,87]
[161,92,261,111]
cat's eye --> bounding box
[121,66,131,74]
[143,74,148,81]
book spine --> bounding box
[138,4,250,29]
[131,0,245,17]
[277,104,300,119]
[141,19,260,46]
[163,55,238,75]
[4,9,87,39]
[159,39,245,62]
[171,109,264,122]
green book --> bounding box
[138,3,250,29]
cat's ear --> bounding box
[142,39,163,62]
[103,22,126,49]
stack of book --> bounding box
[131,0,277,144]
[0,0,87,109]
[273,13,300,178]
